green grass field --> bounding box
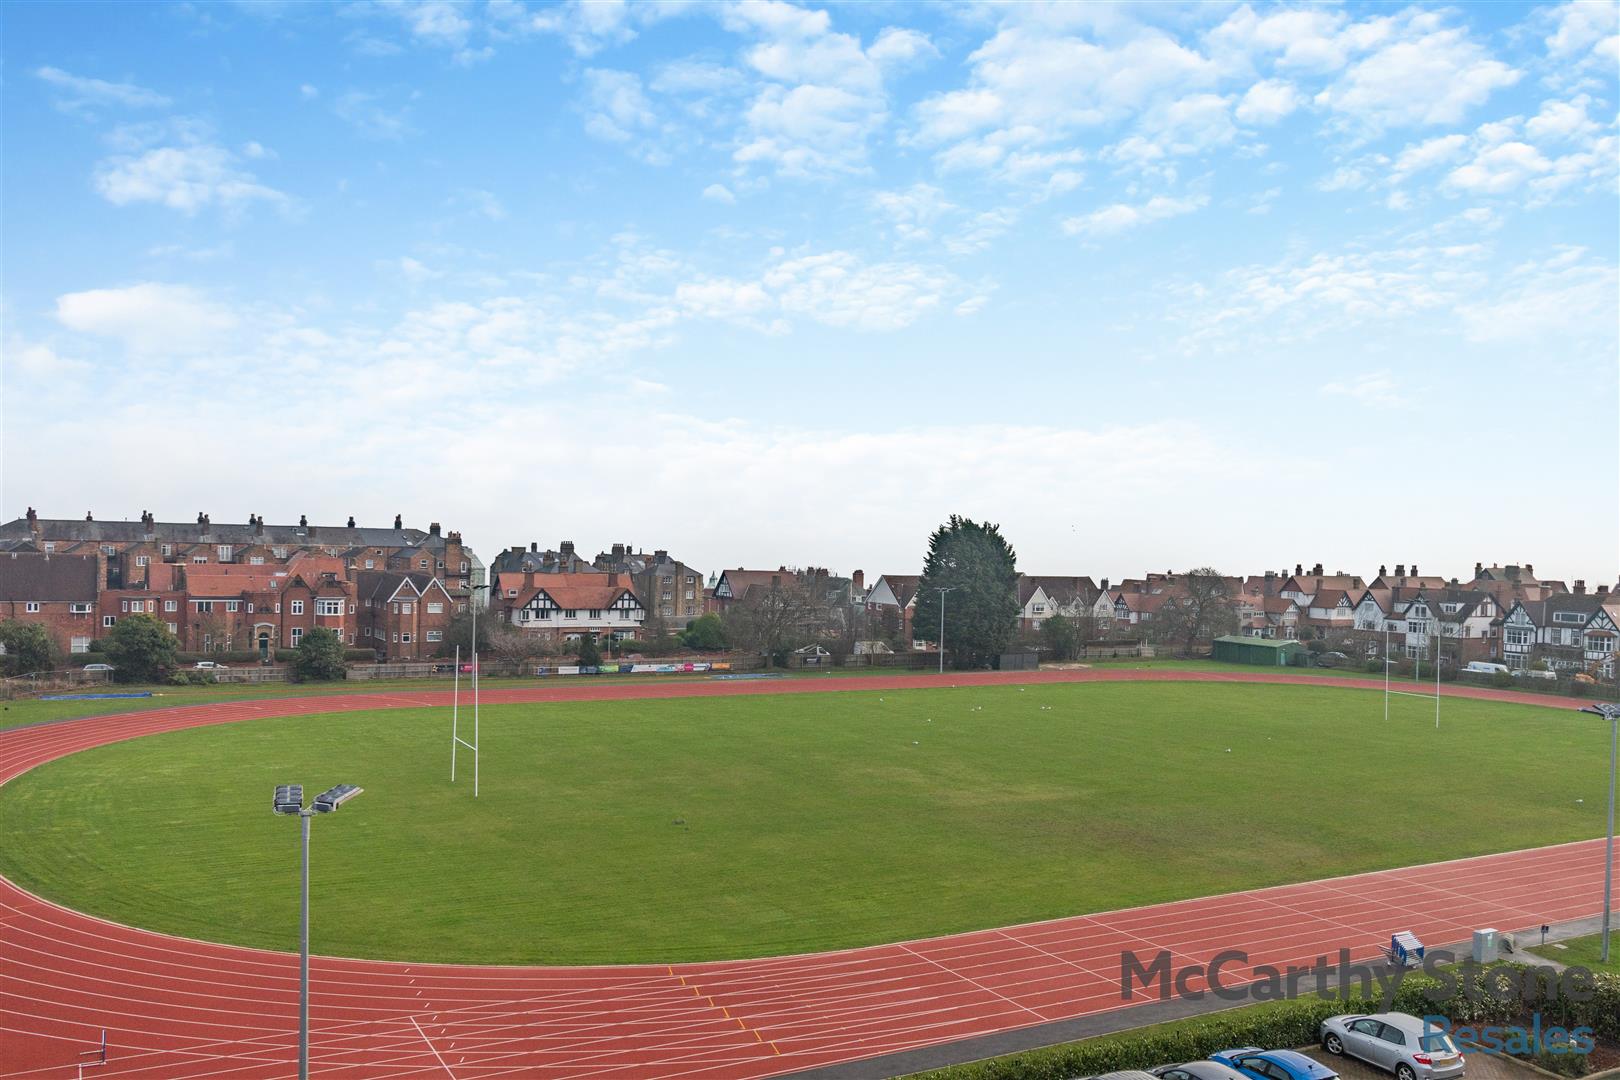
[0,681,1609,965]
[1529,932,1620,975]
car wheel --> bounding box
[1324,1034,1344,1056]
[1397,1064,1416,1080]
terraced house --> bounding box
[1502,585,1619,675]
[493,571,646,646]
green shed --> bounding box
[1211,635,1308,667]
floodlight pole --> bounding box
[1583,703,1620,962]
[936,587,953,675]
[299,812,310,1080]
[273,784,362,1080]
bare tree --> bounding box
[723,580,828,665]
[1152,568,1241,657]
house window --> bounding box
[426,630,442,642]
[290,628,303,646]
[71,636,90,654]
[167,622,177,633]
[272,547,289,559]
[194,601,214,613]
[44,542,56,553]
[121,600,129,612]
[460,561,469,573]
[348,603,354,614]
[226,601,240,612]
[564,609,578,618]
[70,602,92,614]
[419,559,428,569]
[160,544,171,557]
[290,601,305,615]
[217,546,232,560]
[427,602,444,614]
[317,598,342,616]
[247,603,254,613]
[165,600,177,612]
[25,602,40,613]
[505,589,517,598]
[192,556,208,564]
[365,560,375,569]
[101,545,115,555]
[589,609,602,619]
[401,633,412,643]
[401,602,414,615]
[436,559,444,569]
[136,555,150,566]
[250,556,264,565]
[1554,612,1586,624]
[103,616,116,627]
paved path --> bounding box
[0,669,1608,1079]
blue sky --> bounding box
[3,0,1616,584]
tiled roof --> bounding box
[0,516,451,550]
[0,553,98,602]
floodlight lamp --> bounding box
[273,784,304,815]
[1582,703,1620,722]
[312,783,363,813]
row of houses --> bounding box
[2,508,1614,676]
[0,509,476,662]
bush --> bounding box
[290,628,347,682]
[1491,671,1515,689]
[1365,659,1383,673]
[1569,679,1589,698]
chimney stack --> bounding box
[429,522,441,537]
[1412,564,1419,577]
[1525,563,1534,578]
[1101,577,1110,592]
[612,543,625,558]
[347,516,356,528]
[608,572,619,586]
[85,511,93,521]
[530,541,538,552]
[561,540,575,556]
[1599,585,1610,596]
[1312,562,1323,576]
[394,514,403,529]
[1574,580,1586,594]
[299,514,308,527]
[255,516,265,536]
[1294,563,1303,576]
[852,569,864,591]
[654,549,668,560]
[1395,564,1405,577]
[200,512,210,530]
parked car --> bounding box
[1321,1013,1464,1080]
[1077,1072,1160,1080]
[1155,1062,1252,1080]
[1211,1048,1339,1080]
[1463,661,1508,676]
[82,663,114,672]
[193,661,230,670]
[1316,651,1350,668]
[1512,668,1556,681]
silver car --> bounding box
[1321,1012,1464,1080]
[1154,1062,1252,1080]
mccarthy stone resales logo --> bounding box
[1120,947,1598,1014]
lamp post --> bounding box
[273,782,364,1080]
[935,587,954,675]
[1581,702,1620,963]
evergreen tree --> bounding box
[101,614,180,683]
[913,516,1020,669]
[291,627,347,681]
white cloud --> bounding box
[299,83,319,100]
[1235,79,1301,125]
[580,68,660,144]
[763,251,967,331]
[1205,6,1355,75]
[452,188,506,220]
[1316,165,1372,191]
[1542,0,1619,60]
[1062,193,1208,237]
[55,283,239,353]
[1458,247,1618,352]
[333,90,416,141]
[1445,141,1552,194]
[701,183,736,204]
[94,142,287,215]
[1525,95,1599,142]
[1314,13,1519,132]
[3,338,92,380]
[1320,371,1404,407]
[35,66,169,112]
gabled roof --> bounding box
[1283,574,1366,595]
[872,574,920,607]
[184,555,349,597]
[716,569,795,601]
[1020,575,1098,606]
[511,574,643,612]
[0,552,98,602]
[356,571,449,604]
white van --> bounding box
[1464,661,1509,676]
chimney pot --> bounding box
[299,514,308,527]
[1474,562,1483,578]
[1412,564,1419,576]
[85,511,93,521]
[1294,563,1303,576]
[1525,563,1534,576]
[394,514,403,529]
[1574,580,1586,594]
[531,542,538,552]
[1395,564,1405,577]
[347,516,356,528]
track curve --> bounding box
[1,669,1611,1079]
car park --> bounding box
[1155,1062,1253,1080]
[1321,1013,1464,1080]
[1211,1048,1340,1080]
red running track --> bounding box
[0,669,1610,1079]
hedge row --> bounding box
[907,966,1620,1080]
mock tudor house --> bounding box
[1353,587,1502,662]
[1016,576,1099,630]
[494,571,646,646]
[1502,586,1619,674]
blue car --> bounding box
[1211,1048,1340,1080]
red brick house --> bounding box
[493,571,645,646]
[0,552,100,659]
[357,572,456,660]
